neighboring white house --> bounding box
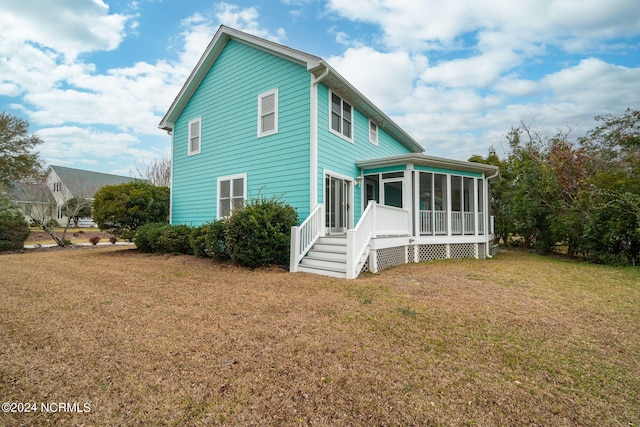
[10,165,139,227]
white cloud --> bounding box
[0,0,133,61]
[326,0,640,51]
[215,3,286,42]
[327,48,427,110]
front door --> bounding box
[325,175,348,234]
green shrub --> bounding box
[0,196,30,251]
[134,222,170,253]
[134,223,193,255]
[205,220,229,260]
[155,224,193,255]
[190,223,211,258]
[225,196,297,268]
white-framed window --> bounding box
[188,118,201,155]
[369,120,378,145]
[258,88,278,137]
[330,91,353,142]
[217,173,247,218]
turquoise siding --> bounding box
[415,165,482,178]
[316,83,414,222]
[171,40,311,225]
[362,165,407,174]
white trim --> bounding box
[169,132,175,224]
[216,173,247,219]
[328,89,354,143]
[323,169,355,230]
[188,117,201,156]
[257,88,278,137]
[369,120,378,145]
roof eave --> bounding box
[356,154,501,182]
[159,26,323,132]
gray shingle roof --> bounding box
[49,165,139,198]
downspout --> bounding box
[485,168,500,258]
[309,66,330,213]
[168,129,174,225]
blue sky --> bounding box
[1,0,639,176]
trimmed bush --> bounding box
[190,223,210,258]
[155,224,193,255]
[134,222,170,253]
[225,196,297,268]
[134,223,193,255]
[89,236,101,245]
[205,220,229,260]
[0,196,30,251]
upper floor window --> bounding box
[218,173,246,218]
[52,182,62,192]
[369,120,378,145]
[188,118,201,155]
[330,91,353,141]
[258,89,278,137]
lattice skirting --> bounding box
[361,242,486,275]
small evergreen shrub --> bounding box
[134,223,193,255]
[205,220,230,260]
[225,196,298,268]
[155,224,193,255]
[0,197,30,251]
[190,223,211,258]
[109,236,118,244]
[89,236,101,245]
[134,222,170,253]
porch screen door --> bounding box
[326,175,348,234]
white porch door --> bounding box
[325,175,349,234]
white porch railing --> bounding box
[420,210,447,235]
[346,201,411,279]
[451,212,462,234]
[290,204,324,272]
[464,211,475,234]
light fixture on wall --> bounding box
[354,176,363,186]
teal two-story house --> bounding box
[160,26,499,279]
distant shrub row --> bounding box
[133,197,298,268]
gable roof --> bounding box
[159,25,424,153]
[48,165,139,197]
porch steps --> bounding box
[297,236,348,279]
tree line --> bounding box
[470,108,640,266]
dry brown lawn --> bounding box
[1,247,638,426]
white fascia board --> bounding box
[356,154,500,181]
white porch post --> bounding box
[447,174,452,237]
[413,170,420,238]
[474,177,479,236]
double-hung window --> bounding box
[330,91,353,141]
[369,120,378,145]
[218,174,246,218]
[188,118,201,155]
[258,89,278,137]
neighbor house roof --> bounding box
[48,165,139,198]
[159,25,424,154]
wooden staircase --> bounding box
[297,236,348,278]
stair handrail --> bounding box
[346,200,377,279]
[290,204,325,272]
